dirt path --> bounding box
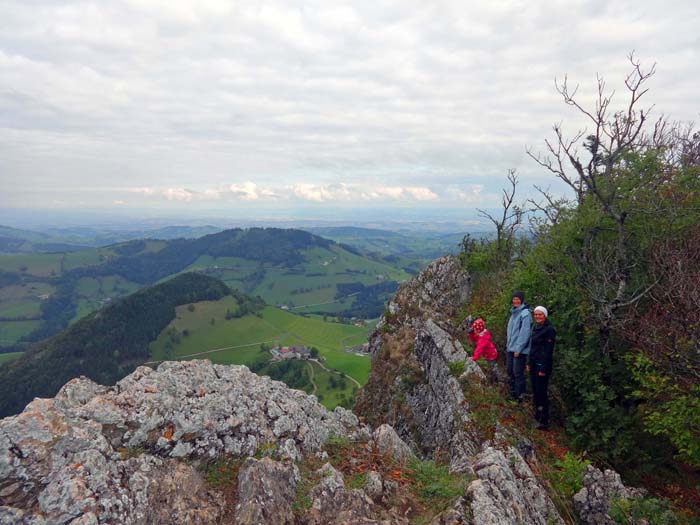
[310,358,361,388]
[144,339,278,365]
[306,362,317,395]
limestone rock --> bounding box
[0,360,358,524]
[467,446,564,525]
[373,424,415,465]
[235,457,299,525]
[573,465,646,525]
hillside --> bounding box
[304,226,467,268]
[0,227,410,347]
[0,272,229,417]
[146,296,372,409]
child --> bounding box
[468,318,498,380]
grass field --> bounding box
[0,253,63,277]
[184,245,409,313]
[0,320,42,344]
[148,297,373,408]
[70,275,141,324]
[0,352,23,366]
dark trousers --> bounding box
[530,369,550,425]
[506,352,526,400]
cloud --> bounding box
[164,188,195,201]
[0,0,698,210]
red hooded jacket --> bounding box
[468,325,498,362]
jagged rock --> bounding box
[234,457,299,525]
[467,446,564,525]
[304,463,377,525]
[573,465,646,525]
[373,424,415,465]
[0,361,361,524]
[429,496,471,525]
[364,470,383,501]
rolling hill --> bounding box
[0,227,409,347]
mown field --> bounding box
[0,352,23,366]
[149,297,372,408]
[184,245,409,313]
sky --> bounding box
[0,0,698,218]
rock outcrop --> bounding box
[355,256,565,524]
[0,361,368,524]
[573,465,646,525]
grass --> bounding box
[70,275,141,324]
[0,320,42,344]
[0,351,23,366]
[0,253,63,277]
[148,297,372,408]
[183,246,409,311]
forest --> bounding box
[460,57,700,490]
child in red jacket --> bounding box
[468,318,498,380]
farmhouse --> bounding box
[271,345,310,360]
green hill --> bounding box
[0,272,230,417]
[0,228,409,345]
[147,295,372,409]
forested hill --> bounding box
[88,227,335,284]
[0,272,229,417]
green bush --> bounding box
[609,496,687,525]
[545,452,590,500]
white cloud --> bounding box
[0,0,697,210]
[164,188,195,201]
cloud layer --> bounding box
[0,0,697,210]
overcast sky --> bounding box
[1,0,698,216]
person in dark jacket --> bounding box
[528,305,556,430]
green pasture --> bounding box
[62,250,102,271]
[0,352,24,366]
[0,283,54,321]
[0,253,63,277]
[0,320,42,344]
[149,298,372,388]
[71,275,140,324]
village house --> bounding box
[271,345,310,360]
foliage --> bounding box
[406,459,469,511]
[201,456,242,488]
[608,496,688,525]
[628,354,700,466]
[545,452,591,500]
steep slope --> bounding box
[0,273,229,417]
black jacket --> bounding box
[528,319,556,375]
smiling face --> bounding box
[534,310,546,324]
[512,297,522,307]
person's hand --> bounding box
[514,352,520,358]
[538,371,546,377]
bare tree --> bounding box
[477,169,524,268]
[526,54,671,343]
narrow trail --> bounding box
[306,361,317,395]
[310,358,361,388]
[144,339,278,365]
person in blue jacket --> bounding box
[506,291,532,401]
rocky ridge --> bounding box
[0,255,645,524]
[355,256,644,525]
